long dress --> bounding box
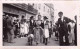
[43,21,49,45]
[24,23,28,35]
[34,28,40,43]
[20,23,24,34]
[68,22,75,43]
[34,20,42,44]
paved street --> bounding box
[3,34,60,46]
[3,33,75,46]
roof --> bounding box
[45,3,54,10]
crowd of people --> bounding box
[3,11,77,46]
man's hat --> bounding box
[30,16,34,19]
[44,16,48,19]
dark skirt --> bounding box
[29,27,34,34]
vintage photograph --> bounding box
[3,3,77,46]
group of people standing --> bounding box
[3,11,77,46]
[3,14,53,45]
[3,15,29,43]
[28,15,52,45]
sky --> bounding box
[53,1,80,22]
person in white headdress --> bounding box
[24,19,29,37]
[43,17,49,45]
[20,16,25,38]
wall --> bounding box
[3,4,37,21]
[33,3,52,21]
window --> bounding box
[48,9,49,13]
[38,4,41,10]
[44,6,45,12]
[32,3,34,6]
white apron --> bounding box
[44,29,49,38]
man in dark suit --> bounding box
[29,16,36,34]
[57,12,69,46]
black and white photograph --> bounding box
[3,2,77,46]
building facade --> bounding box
[3,3,38,21]
[3,3,54,22]
[30,3,54,22]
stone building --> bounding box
[31,3,54,21]
[3,3,38,21]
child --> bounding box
[27,34,34,46]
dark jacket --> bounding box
[29,20,36,28]
[7,18,13,30]
[57,17,69,35]
[41,22,44,29]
